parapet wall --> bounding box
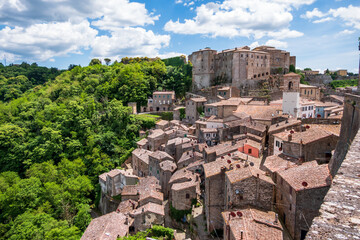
[329,93,360,177]
[306,129,360,240]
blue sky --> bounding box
[0,0,359,73]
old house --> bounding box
[185,97,207,124]
[130,202,165,232]
[159,160,177,199]
[222,208,283,240]
[121,177,161,203]
[225,166,274,211]
[276,161,331,240]
[300,84,321,101]
[177,150,203,169]
[171,176,200,210]
[81,211,132,240]
[165,137,191,161]
[132,148,152,177]
[272,127,339,164]
[152,91,175,112]
[148,151,174,180]
[238,139,263,158]
[199,128,219,146]
[147,129,167,151]
[99,169,138,198]
[155,120,170,130]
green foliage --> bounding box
[330,79,358,89]
[159,112,173,121]
[0,59,190,238]
[179,107,186,120]
[169,203,191,222]
[89,59,102,66]
[119,225,174,240]
[304,68,312,71]
[162,56,186,67]
[289,64,296,73]
[0,63,63,102]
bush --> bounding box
[330,79,358,89]
[169,203,191,222]
[160,112,173,121]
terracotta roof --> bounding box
[81,212,129,240]
[277,161,331,191]
[149,151,174,161]
[235,105,281,120]
[139,189,163,202]
[178,151,203,164]
[156,120,169,126]
[169,169,196,184]
[136,138,148,146]
[263,154,298,174]
[148,129,165,139]
[226,166,274,185]
[131,202,165,216]
[307,124,341,137]
[313,101,338,107]
[167,137,191,146]
[222,208,283,240]
[284,72,300,77]
[268,119,301,133]
[300,84,317,89]
[201,128,218,133]
[272,128,334,145]
[172,179,199,191]
[203,158,238,178]
[160,160,177,172]
[99,169,137,182]
[224,118,250,128]
[190,97,207,102]
[116,200,138,214]
[244,139,262,149]
[242,121,267,133]
[132,148,152,164]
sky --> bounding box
[0,0,359,73]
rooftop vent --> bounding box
[302,181,308,187]
[237,211,243,217]
[227,160,232,164]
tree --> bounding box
[104,58,111,66]
[304,68,312,71]
[289,64,296,73]
[89,59,101,66]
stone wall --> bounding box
[306,130,360,240]
[329,93,360,176]
[304,75,332,86]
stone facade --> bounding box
[152,91,175,112]
[185,97,207,124]
[300,84,321,101]
[189,46,277,91]
[282,73,301,118]
[171,178,200,210]
[130,202,165,232]
[132,148,152,177]
[276,162,331,240]
[254,46,294,74]
[148,151,174,180]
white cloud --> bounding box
[0,21,97,62]
[313,17,333,24]
[301,8,327,19]
[249,41,260,49]
[91,27,170,59]
[175,0,183,3]
[265,39,288,49]
[329,5,360,30]
[304,5,360,29]
[337,29,355,36]
[156,52,187,59]
[164,0,311,39]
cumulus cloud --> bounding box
[337,29,355,36]
[303,5,360,29]
[265,39,288,49]
[164,0,312,39]
[0,0,174,62]
[0,21,97,62]
[91,28,170,59]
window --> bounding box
[241,54,243,57]
[186,194,190,199]
[276,141,280,147]
[257,56,259,59]
[304,90,306,94]
[248,149,252,154]
[223,92,226,96]
[289,186,292,195]
[157,170,159,174]
[311,90,313,95]
[289,204,292,211]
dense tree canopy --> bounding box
[0,57,192,239]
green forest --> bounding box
[0,57,192,239]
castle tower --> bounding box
[188,48,217,91]
[282,73,301,118]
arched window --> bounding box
[288,81,293,90]
[186,194,190,199]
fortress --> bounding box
[189,46,296,91]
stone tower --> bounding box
[282,73,301,118]
[188,48,217,91]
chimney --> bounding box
[275,213,278,224]
[288,134,292,142]
[256,173,259,178]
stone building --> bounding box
[155,120,170,130]
[147,129,167,151]
[171,176,200,210]
[275,161,331,240]
[130,202,165,232]
[185,97,207,124]
[99,169,138,197]
[268,119,302,155]
[238,139,263,158]
[300,84,321,101]
[282,72,301,118]
[272,127,339,164]
[177,150,203,169]
[132,148,152,177]
[225,166,274,211]
[253,46,295,74]
[189,46,292,91]
[159,160,177,199]
[216,86,241,99]
[81,211,132,240]
[148,151,174,180]
[165,137,191,161]
[121,177,161,202]
[222,208,283,240]
[203,158,238,232]
[199,128,219,146]
[152,91,175,112]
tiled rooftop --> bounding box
[160,160,177,172]
[132,148,152,164]
[131,202,165,216]
[273,128,334,145]
[235,105,281,120]
[222,208,283,240]
[268,119,301,133]
[263,154,298,174]
[277,161,331,191]
[226,166,274,185]
[149,150,174,161]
